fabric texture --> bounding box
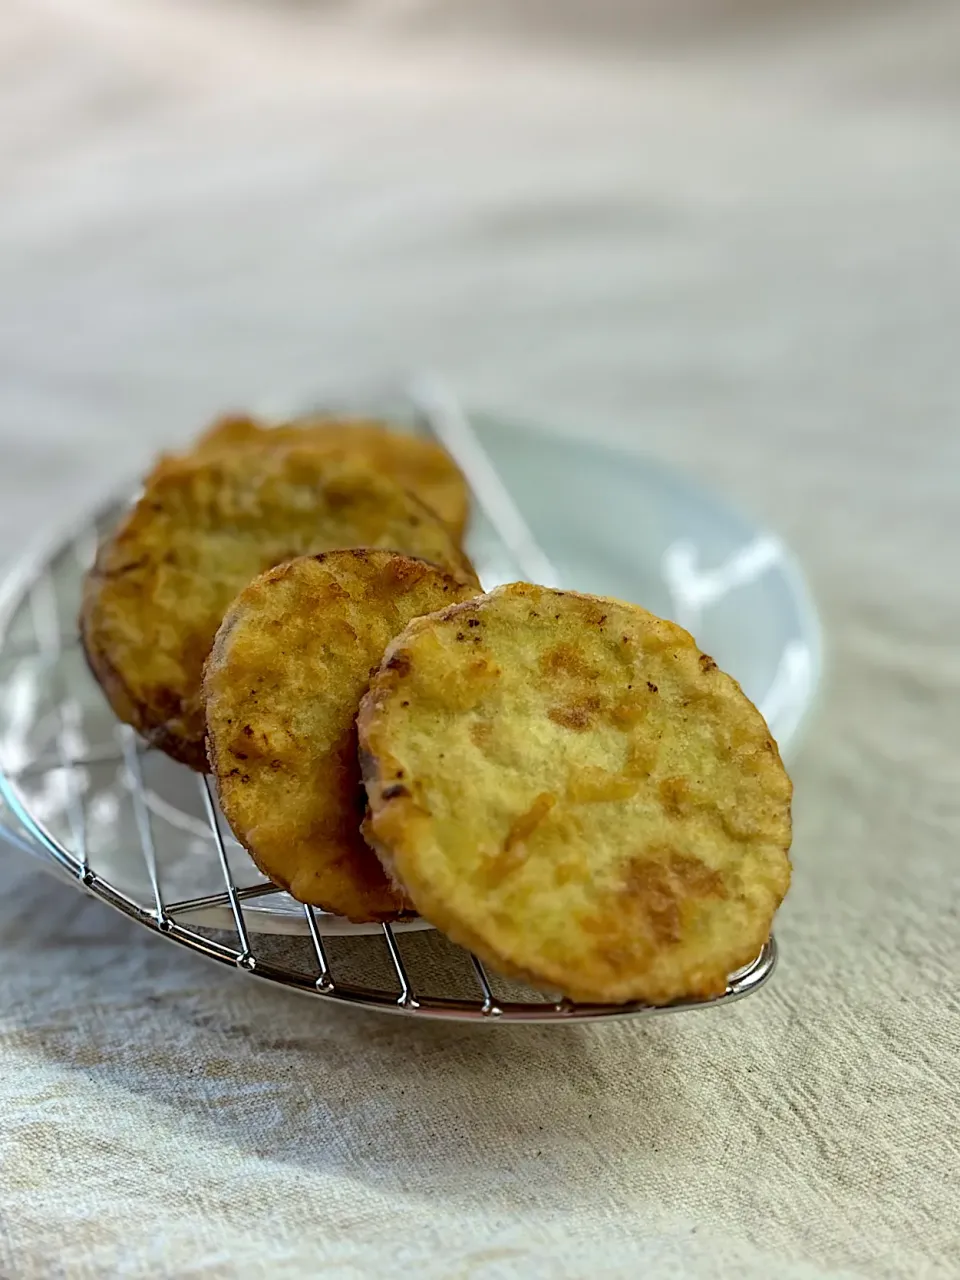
[0,3,958,1276]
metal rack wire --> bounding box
[0,384,778,1021]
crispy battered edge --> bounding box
[80,562,210,770]
[358,583,792,1004]
[151,413,471,542]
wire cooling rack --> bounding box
[0,382,777,1021]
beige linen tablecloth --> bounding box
[1,3,957,1276]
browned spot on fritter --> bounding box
[385,652,411,678]
[548,695,602,731]
[470,720,493,748]
[659,775,693,816]
[479,793,557,888]
[539,643,597,680]
[505,793,557,853]
[620,857,681,944]
[699,653,718,673]
[625,740,658,777]
[609,698,647,729]
[617,850,728,947]
[671,851,727,897]
[567,766,640,804]
[467,657,501,684]
[373,555,430,593]
[577,600,609,628]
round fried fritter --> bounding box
[358,582,792,1005]
[153,413,470,541]
[204,550,479,920]
[81,449,478,771]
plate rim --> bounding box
[470,410,823,759]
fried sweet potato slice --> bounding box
[81,449,477,770]
[204,550,479,920]
[153,412,470,541]
[359,583,792,1004]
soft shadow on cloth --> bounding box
[0,866,695,1190]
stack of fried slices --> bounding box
[81,414,792,1005]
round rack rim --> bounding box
[0,505,779,1024]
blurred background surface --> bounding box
[0,3,958,1278]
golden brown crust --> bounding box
[152,412,471,541]
[81,448,478,771]
[204,550,479,920]
[358,582,792,1005]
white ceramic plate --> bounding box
[470,414,821,755]
[0,415,820,936]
